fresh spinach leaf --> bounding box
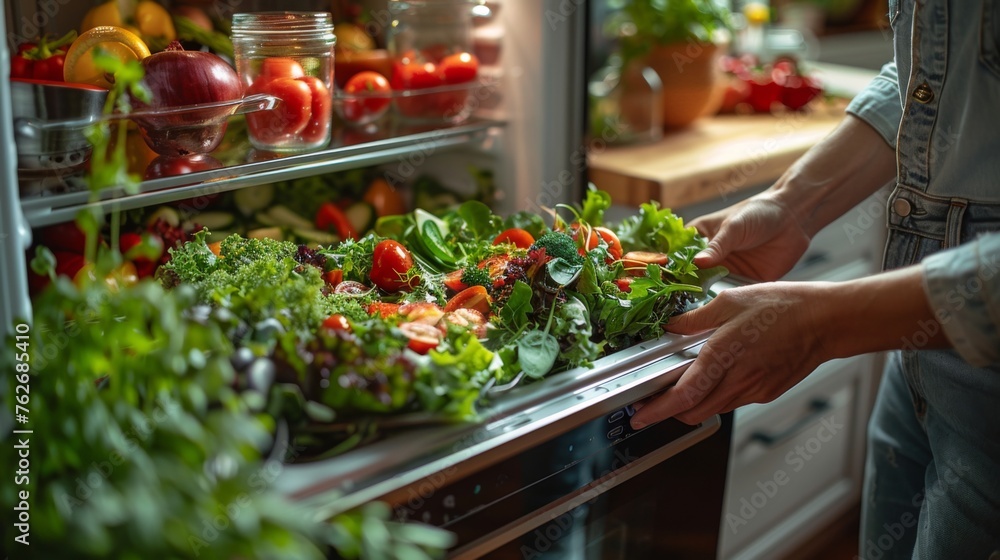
[518,330,560,378]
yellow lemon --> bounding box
[63,26,151,88]
[743,2,771,25]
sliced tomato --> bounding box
[614,277,633,293]
[370,239,416,292]
[367,301,401,318]
[594,226,623,261]
[492,228,534,249]
[443,269,468,292]
[322,314,351,332]
[334,280,370,295]
[296,76,332,144]
[478,255,509,277]
[399,302,445,325]
[444,285,492,316]
[570,222,599,255]
[316,202,357,240]
[245,77,313,145]
[621,251,670,276]
[323,269,343,287]
[399,322,442,354]
[438,52,479,84]
[438,308,487,338]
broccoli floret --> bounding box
[460,265,491,288]
[531,231,583,265]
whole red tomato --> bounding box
[370,239,416,292]
[392,60,444,118]
[438,52,478,84]
[296,76,332,143]
[257,58,305,83]
[342,71,391,123]
[246,77,313,145]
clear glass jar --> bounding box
[589,55,663,145]
[232,12,336,152]
[387,0,482,123]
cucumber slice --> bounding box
[344,201,375,234]
[186,211,235,231]
[266,205,314,230]
[146,206,180,228]
[234,185,275,216]
[293,228,339,246]
[247,227,283,241]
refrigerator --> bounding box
[0,1,733,557]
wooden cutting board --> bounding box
[588,109,845,209]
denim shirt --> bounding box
[846,0,1000,366]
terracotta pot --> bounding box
[643,41,727,129]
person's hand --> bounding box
[630,281,834,428]
[690,195,811,282]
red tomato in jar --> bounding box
[245,77,313,145]
[438,52,478,84]
[296,76,332,144]
[370,239,416,292]
[342,71,391,123]
[258,57,305,83]
[399,321,442,354]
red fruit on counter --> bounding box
[780,74,823,110]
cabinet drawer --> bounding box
[720,357,867,559]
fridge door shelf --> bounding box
[274,280,737,519]
[20,117,504,228]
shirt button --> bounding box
[893,198,912,217]
[912,82,934,103]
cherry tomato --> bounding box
[323,269,343,287]
[296,76,332,144]
[570,223,599,255]
[420,43,452,64]
[367,301,401,318]
[315,202,357,240]
[334,280,370,295]
[363,178,407,217]
[492,228,534,249]
[621,251,670,276]
[444,285,492,316]
[398,302,444,325]
[370,239,416,292]
[594,227,623,261]
[342,71,391,123]
[443,269,468,292]
[438,52,478,84]
[245,77,313,145]
[614,277,633,293]
[391,60,444,118]
[322,314,351,332]
[399,322,442,354]
[258,57,305,83]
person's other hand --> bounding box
[690,195,811,282]
[630,282,832,428]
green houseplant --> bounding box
[611,0,733,128]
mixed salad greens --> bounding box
[158,187,726,455]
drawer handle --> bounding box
[749,398,831,447]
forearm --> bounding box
[819,265,949,359]
[768,114,897,238]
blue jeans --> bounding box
[860,186,1000,559]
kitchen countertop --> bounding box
[588,60,880,210]
[588,107,846,210]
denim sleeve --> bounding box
[922,233,1000,367]
[845,62,903,149]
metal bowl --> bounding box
[11,78,108,173]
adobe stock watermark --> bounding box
[726,413,844,534]
[715,110,811,202]
[544,0,585,31]
[855,458,971,560]
[525,116,627,217]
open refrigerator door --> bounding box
[1,2,734,558]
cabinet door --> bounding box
[720,355,873,560]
